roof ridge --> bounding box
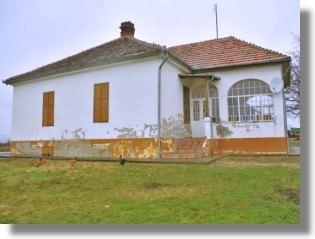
[169,36,234,49]
[129,37,162,49]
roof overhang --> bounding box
[190,57,291,73]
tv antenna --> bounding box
[214,4,218,39]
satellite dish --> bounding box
[269,77,283,93]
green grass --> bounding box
[0,156,300,224]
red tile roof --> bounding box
[169,36,290,70]
[4,37,161,84]
[3,36,290,85]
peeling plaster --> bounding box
[161,114,191,138]
[54,139,112,158]
[114,127,138,138]
[61,128,86,140]
[231,122,260,129]
[113,114,191,139]
[144,124,158,137]
[216,124,233,137]
[114,124,158,138]
[14,142,42,156]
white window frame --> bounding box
[228,79,274,122]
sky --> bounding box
[0,0,301,139]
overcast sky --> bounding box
[0,0,301,137]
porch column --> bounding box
[204,79,209,117]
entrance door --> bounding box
[183,86,190,124]
[191,99,206,137]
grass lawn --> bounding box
[0,155,300,224]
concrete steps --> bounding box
[161,137,206,159]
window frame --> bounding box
[192,83,220,122]
[227,79,274,122]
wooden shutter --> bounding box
[42,91,54,126]
[93,83,109,122]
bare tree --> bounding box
[285,34,300,117]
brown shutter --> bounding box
[94,83,109,122]
[48,92,55,126]
[93,84,101,122]
[42,93,49,126]
[42,91,54,126]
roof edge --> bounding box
[191,56,291,72]
[3,49,163,85]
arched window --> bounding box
[192,84,220,122]
[228,79,274,122]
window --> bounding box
[193,100,200,121]
[192,84,220,122]
[42,91,54,127]
[228,79,274,122]
[93,82,109,122]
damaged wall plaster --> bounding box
[216,124,233,137]
[161,114,191,138]
[54,139,112,158]
[61,128,86,140]
[113,114,191,139]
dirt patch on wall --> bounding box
[10,138,177,159]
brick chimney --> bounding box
[120,21,135,38]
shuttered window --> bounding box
[42,91,55,127]
[93,82,109,122]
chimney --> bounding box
[120,21,135,38]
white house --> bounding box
[3,22,291,159]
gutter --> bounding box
[157,46,169,159]
[179,73,221,80]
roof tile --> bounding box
[5,37,161,83]
[169,36,290,70]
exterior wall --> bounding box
[160,61,191,137]
[10,136,287,158]
[10,57,288,157]
[184,64,287,140]
[204,137,287,155]
[11,58,170,142]
[10,138,177,159]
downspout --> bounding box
[282,87,289,154]
[158,46,169,159]
[210,77,215,157]
[282,64,291,154]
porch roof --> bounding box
[178,73,221,81]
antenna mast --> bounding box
[214,4,218,39]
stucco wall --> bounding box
[11,57,186,141]
[160,61,191,137]
[12,59,155,140]
[184,64,286,138]
[11,58,286,144]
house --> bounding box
[3,21,291,159]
